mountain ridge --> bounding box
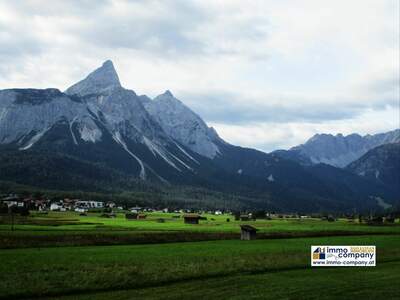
[347,142,400,194]
[0,60,398,212]
[283,129,400,168]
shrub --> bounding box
[19,207,30,216]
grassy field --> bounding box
[44,261,400,300]
[1,211,399,248]
[1,211,400,234]
[1,236,399,299]
[0,211,399,299]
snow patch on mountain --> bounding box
[79,123,102,143]
[143,137,183,172]
[112,131,146,180]
[173,141,200,165]
[69,117,79,145]
[19,128,51,150]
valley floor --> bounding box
[0,212,399,299]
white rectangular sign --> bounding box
[311,246,376,267]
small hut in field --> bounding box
[126,213,146,220]
[183,213,200,224]
[137,213,147,220]
[240,225,258,240]
[240,215,250,221]
[125,213,138,220]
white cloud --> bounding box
[211,106,399,152]
[0,0,398,150]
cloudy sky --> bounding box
[0,0,398,152]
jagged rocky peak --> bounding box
[65,60,121,96]
[154,90,179,103]
[142,90,222,159]
[291,129,400,168]
[162,90,173,97]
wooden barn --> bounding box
[125,213,146,220]
[240,225,258,240]
[183,213,200,224]
[137,214,147,220]
[240,215,250,221]
[125,213,138,220]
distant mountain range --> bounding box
[280,130,399,168]
[0,60,398,212]
[347,143,400,195]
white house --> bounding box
[76,201,104,209]
[50,203,62,211]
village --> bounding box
[0,192,321,220]
[1,192,398,234]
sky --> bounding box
[0,0,399,152]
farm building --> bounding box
[240,215,250,221]
[130,207,142,213]
[75,200,104,209]
[183,214,201,224]
[240,225,258,240]
[125,213,138,220]
[50,203,62,211]
[125,213,147,220]
[137,214,147,220]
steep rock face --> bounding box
[0,61,201,183]
[0,88,89,148]
[141,90,223,159]
[347,143,400,193]
[290,130,400,167]
[65,60,121,96]
[64,61,172,145]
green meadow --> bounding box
[2,211,400,234]
[0,211,399,299]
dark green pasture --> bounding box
[0,235,399,299]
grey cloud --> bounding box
[6,0,109,17]
[0,24,44,79]
[179,91,398,125]
[74,1,209,58]
[1,0,272,68]
[367,74,399,95]
[4,1,209,60]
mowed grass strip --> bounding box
[0,235,399,299]
[42,261,400,300]
[0,231,239,248]
[1,230,397,249]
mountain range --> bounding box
[280,130,399,168]
[0,60,398,212]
